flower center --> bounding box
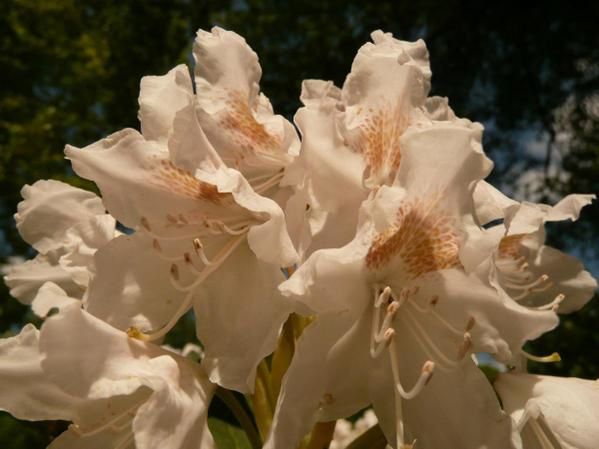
[369,283,475,448]
[365,197,462,278]
[347,101,408,185]
[153,159,226,204]
[218,90,290,170]
[495,235,564,310]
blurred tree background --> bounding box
[1,0,598,446]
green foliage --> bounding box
[209,418,253,449]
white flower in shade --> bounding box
[287,31,432,257]
[4,180,117,314]
[60,304,216,448]
[266,119,559,449]
[495,372,599,449]
[287,31,495,262]
[193,27,300,183]
[65,36,298,392]
[470,190,597,319]
[0,315,216,449]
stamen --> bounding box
[169,234,246,293]
[183,252,204,275]
[466,316,476,331]
[503,274,550,291]
[247,170,283,184]
[170,263,180,281]
[456,332,472,360]
[140,216,152,231]
[129,234,247,341]
[370,286,400,358]
[204,218,253,236]
[409,295,467,338]
[252,171,285,194]
[376,286,393,307]
[534,293,565,312]
[521,349,561,363]
[389,336,435,400]
[193,238,213,266]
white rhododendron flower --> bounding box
[64,28,300,392]
[478,194,597,314]
[267,117,560,449]
[0,309,216,449]
[1,25,597,449]
[193,27,300,180]
[5,180,117,309]
[495,373,599,449]
[288,31,431,256]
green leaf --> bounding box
[208,418,252,449]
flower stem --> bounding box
[216,387,262,449]
[251,371,273,441]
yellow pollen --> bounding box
[365,198,461,277]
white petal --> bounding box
[280,239,370,315]
[402,269,559,362]
[520,245,597,313]
[342,31,431,187]
[15,179,105,253]
[0,324,81,421]
[138,64,193,144]
[194,27,261,107]
[4,254,83,304]
[65,129,225,231]
[295,79,365,213]
[59,213,118,288]
[168,102,225,174]
[423,96,456,121]
[265,312,371,449]
[392,335,516,449]
[506,194,595,235]
[31,282,79,317]
[397,122,492,214]
[496,373,599,449]
[40,306,216,449]
[195,242,293,392]
[133,359,215,449]
[84,233,188,333]
[194,27,298,174]
[473,181,518,225]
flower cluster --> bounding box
[2,27,597,449]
